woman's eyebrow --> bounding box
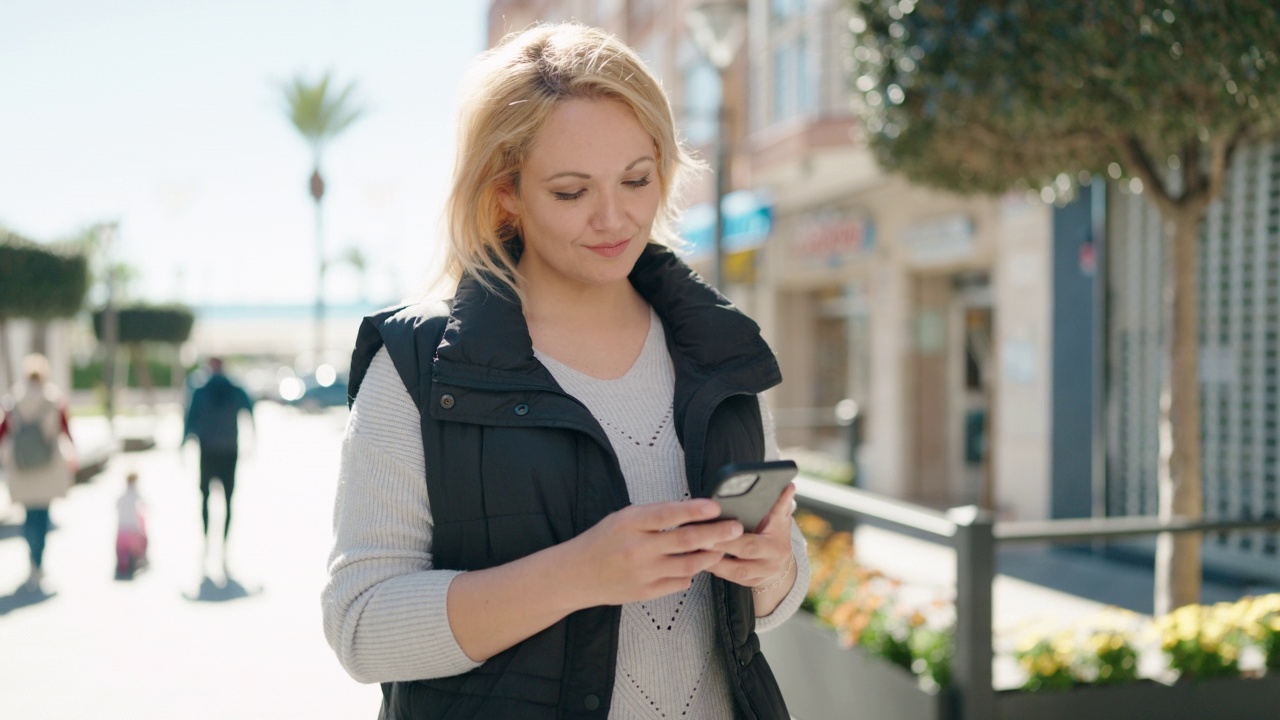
[543,155,655,182]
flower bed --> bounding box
[790,510,1280,718]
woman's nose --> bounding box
[590,189,626,234]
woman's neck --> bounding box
[520,274,648,332]
[520,276,652,380]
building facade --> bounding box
[485,0,1057,519]
[1103,142,1280,579]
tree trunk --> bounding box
[314,193,326,364]
[130,342,155,409]
[171,343,183,390]
[312,164,327,365]
[1153,209,1205,616]
[0,317,11,391]
[30,319,49,354]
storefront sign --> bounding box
[903,215,974,268]
[680,190,773,260]
[792,214,874,266]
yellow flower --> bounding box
[1033,653,1059,677]
[1015,635,1041,655]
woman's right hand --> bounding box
[566,499,744,607]
[446,499,743,664]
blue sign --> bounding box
[679,190,773,260]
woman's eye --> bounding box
[625,176,652,189]
[553,189,586,201]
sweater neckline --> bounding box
[533,308,662,385]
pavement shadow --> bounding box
[0,517,58,542]
[184,574,263,603]
[996,545,1280,615]
[0,586,57,616]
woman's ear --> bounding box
[497,184,520,219]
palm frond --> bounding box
[279,71,364,156]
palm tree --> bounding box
[336,245,369,303]
[279,71,363,363]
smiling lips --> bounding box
[585,238,630,258]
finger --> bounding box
[658,519,743,555]
[704,556,769,586]
[628,499,722,531]
[755,483,797,535]
[711,532,774,561]
[659,549,725,578]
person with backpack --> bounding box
[181,356,254,562]
[0,353,75,594]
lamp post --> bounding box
[686,0,748,290]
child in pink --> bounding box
[116,472,148,578]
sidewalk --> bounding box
[0,403,379,719]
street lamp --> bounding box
[686,0,748,290]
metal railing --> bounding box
[792,477,1280,720]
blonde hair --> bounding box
[443,23,701,302]
[22,353,50,383]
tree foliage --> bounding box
[92,304,195,345]
[848,0,1280,198]
[848,1,1280,614]
[279,71,363,162]
[0,228,89,320]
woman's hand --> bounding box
[447,499,744,664]
[567,499,744,607]
[704,483,797,593]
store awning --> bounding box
[679,189,773,260]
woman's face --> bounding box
[500,97,661,294]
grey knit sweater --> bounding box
[323,309,808,719]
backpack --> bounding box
[11,405,56,470]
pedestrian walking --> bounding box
[115,471,148,579]
[182,357,254,559]
[0,353,76,594]
[323,23,809,720]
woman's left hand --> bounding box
[705,482,797,589]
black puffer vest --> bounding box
[348,244,789,720]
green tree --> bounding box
[279,71,364,361]
[0,227,90,388]
[92,304,195,403]
[847,0,1280,614]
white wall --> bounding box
[993,195,1054,520]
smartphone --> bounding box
[709,460,798,533]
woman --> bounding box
[0,353,75,594]
[323,23,808,719]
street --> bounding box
[0,403,381,719]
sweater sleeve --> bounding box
[754,393,811,632]
[321,348,482,683]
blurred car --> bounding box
[280,364,349,412]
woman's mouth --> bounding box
[585,239,630,258]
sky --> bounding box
[0,0,488,307]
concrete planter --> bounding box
[759,612,953,720]
[996,672,1280,720]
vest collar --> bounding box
[434,243,778,390]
